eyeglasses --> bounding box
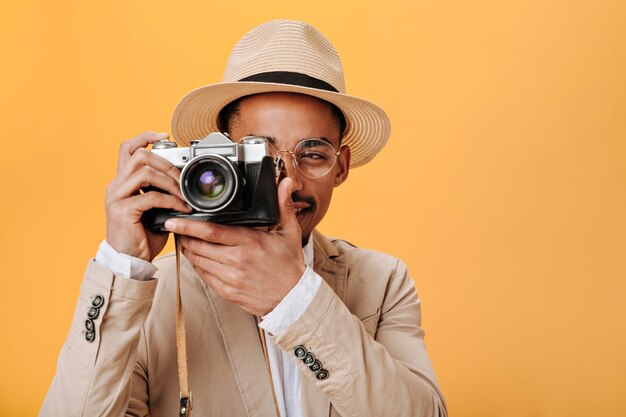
[241,136,341,179]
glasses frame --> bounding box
[241,136,341,179]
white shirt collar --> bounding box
[303,234,314,267]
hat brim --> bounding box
[171,82,391,168]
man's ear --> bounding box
[334,145,351,187]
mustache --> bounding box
[291,193,316,209]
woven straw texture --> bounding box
[171,20,390,167]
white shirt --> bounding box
[95,237,322,417]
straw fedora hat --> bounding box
[171,19,391,167]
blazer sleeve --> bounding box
[270,258,447,417]
[39,260,156,417]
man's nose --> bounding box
[281,155,304,191]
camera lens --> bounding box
[197,170,225,200]
[180,155,240,212]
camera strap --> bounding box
[175,234,193,417]
[174,233,281,417]
[255,316,283,417]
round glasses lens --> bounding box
[295,139,337,177]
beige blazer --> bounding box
[41,231,447,416]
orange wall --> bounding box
[1,1,625,416]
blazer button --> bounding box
[303,352,315,366]
[85,319,95,333]
[309,359,322,373]
[294,345,307,359]
[91,294,105,308]
[87,307,100,320]
[316,369,329,380]
[85,331,95,343]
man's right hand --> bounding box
[105,131,192,262]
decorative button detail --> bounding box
[309,359,322,373]
[294,345,307,359]
[294,346,327,379]
[87,307,100,320]
[85,319,95,332]
[316,369,329,380]
[85,295,104,343]
[303,352,315,366]
[91,294,105,308]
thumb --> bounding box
[276,177,301,235]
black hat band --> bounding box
[239,71,339,93]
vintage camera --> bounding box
[142,132,279,231]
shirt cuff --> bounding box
[259,266,322,335]
[94,240,158,281]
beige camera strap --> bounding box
[175,235,192,416]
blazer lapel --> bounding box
[300,231,348,417]
[312,230,347,302]
[202,283,279,417]
[197,231,347,417]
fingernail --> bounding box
[164,219,177,230]
[154,132,169,140]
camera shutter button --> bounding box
[152,140,177,149]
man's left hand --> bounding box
[164,178,306,316]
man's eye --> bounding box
[300,151,328,160]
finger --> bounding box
[189,263,239,303]
[181,250,240,297]
[108,164,185,202]
[178,236,242,265]
[275,177,301,235]
[118,147,182,185]
[181,247,228,277]
[109,191,192,218]
[117,131,170,172]
[164,218,243,246]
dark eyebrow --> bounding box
[243,134,335,147]
[307,137,334,145]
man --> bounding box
[41,20,447,416]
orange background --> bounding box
[1,1,625,416]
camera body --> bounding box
[142,132,279,232]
